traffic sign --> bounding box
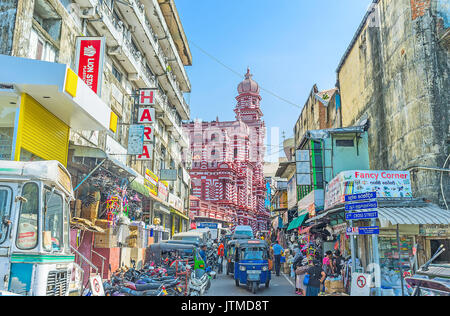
[346,210,379,221]
[345,200,378,211]
[358,226,380,235]
[345,192,377,202]
[346,226,380,235]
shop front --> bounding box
[153,202,171,242]
[170,207,190,237]
[0,54,113,166]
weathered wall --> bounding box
[0,0,18,55]
[294,86,341,149]
[338,0,450,206]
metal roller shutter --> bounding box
[19,94,69,166]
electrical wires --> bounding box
[189,40,301,109]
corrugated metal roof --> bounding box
[378,206,450,226]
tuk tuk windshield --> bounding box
[240,247,267,260]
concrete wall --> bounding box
[337,0,450,206]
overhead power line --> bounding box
[189,41,301,109]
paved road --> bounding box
[206,264,297,296]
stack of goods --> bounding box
[80,192,101,221]
[94,219,118,248]
[127,226,139,248]
[324,276,345,294]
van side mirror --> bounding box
[15,196,27,203]
[2,216,11,226]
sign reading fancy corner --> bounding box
[75,37,106,95]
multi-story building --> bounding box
[0,0,192,279]
[183,69,270,232]
[336,0,450,207]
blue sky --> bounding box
[176,0,372,161]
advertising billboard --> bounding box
[75,37,106,95]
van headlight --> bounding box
[262,266,268,271]
[239,266,246,272]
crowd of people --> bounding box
[267,229,346,297]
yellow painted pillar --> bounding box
[13,94,26,161]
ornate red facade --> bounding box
[184,69,270,232]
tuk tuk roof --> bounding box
[164,240,200,247]
[150,242,196,252]
[173,231,205,238]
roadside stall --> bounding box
[309,169,450,296]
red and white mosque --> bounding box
[183,69,270,232]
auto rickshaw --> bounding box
[234,239,271,294]
[146,242,206,271]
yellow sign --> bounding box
[144,169,158,196]
[65,68,78,98]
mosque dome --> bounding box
[237,68,260,95]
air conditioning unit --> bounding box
[79,6,101,19]
[108,46,122,56]
[128,73,139,81]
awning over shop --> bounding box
[154,202,171,215]
[287,213,309,231]
[170,208,190,221]
[130,180,151,198]
[378,206,450,227]
[71,145,138,178]
[0,54,112,131]
[70,145,138,191]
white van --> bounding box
[233,225,254,238]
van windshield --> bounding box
[0,187,12,244]
[43,190,64,252]
[236,230,253,238]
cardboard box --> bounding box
[325,280,345,294]
[95,219,111,229]
[94,228,117,248]
[127,235,138,248]
[81,201,99,221]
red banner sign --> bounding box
[76,37,105,95]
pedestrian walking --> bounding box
[332,250,345,276]
[217,240,225,274]
[272,241,283,276]
[292,246,305,295]
[305,259,326,297]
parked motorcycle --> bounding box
[188,269,211,296]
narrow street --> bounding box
[0,0,449,300]
[207,272,296,297]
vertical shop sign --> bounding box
[136,107,155,160]
[127,125,145,155]
[144,168,159,196]
[137,144,154,161]
[296,149,311,185]
[138,108,156,124]
[287,176,297,210]
[138,89,157,106]
[75,37,106,95]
